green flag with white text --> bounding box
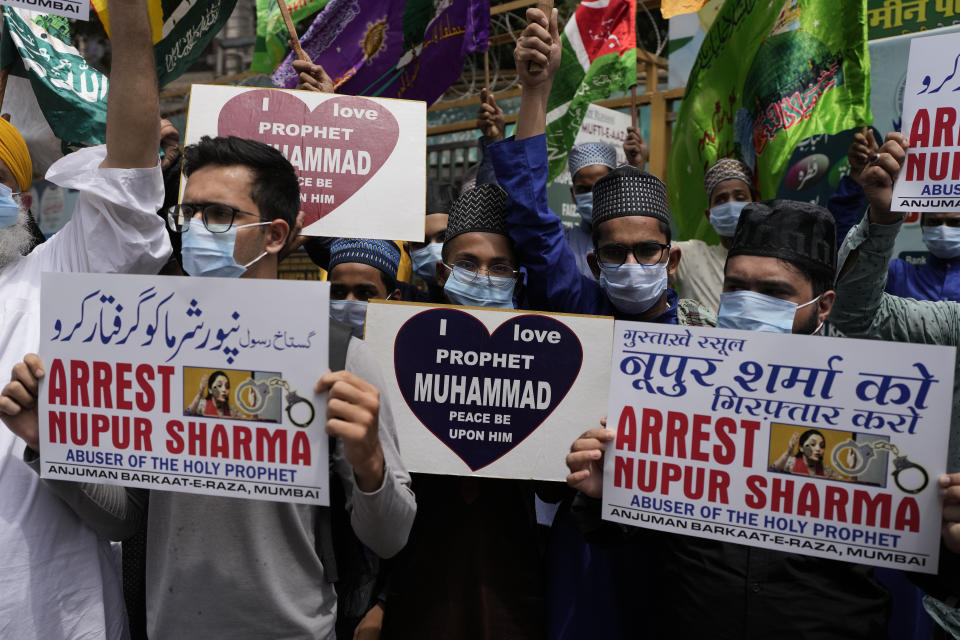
[668,0,871,243]
[0,8,108,149]
[545,0,636,181]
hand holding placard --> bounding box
[0,353,44,452]
[566,422,614,499]
[863,132,909,223]
[316,370,385,492]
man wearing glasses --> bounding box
[435,183,523,309]
[3,134,416,639]
[486,11,713,327]
[473,8,714,639]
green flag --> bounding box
[545,0,637,181]
[0,8,108,149]
[251,0,331,73]
[668,0,872,243]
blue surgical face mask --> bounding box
[574,192,593,226]
[717,290,820,334]
[708,201,748,238]
[0,184,20,228]
[598,262,668,315]
[443,266,515,308]
[330,299,368,337]
[411,242,443,282]
[181,221,269,278]
[922,225,960,260]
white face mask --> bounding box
[922,225,960,260]
[411,242,443,282]
[598,262,668,315]
[330,299,368,337]
[708,201,749,237]
[180,222,269,278]
[717,290,821,334]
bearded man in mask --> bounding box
[0,0,173,636]
[0,116,48,257]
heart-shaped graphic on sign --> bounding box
[394,308,583,471]
[217,89,399,226]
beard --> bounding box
[0,205,37,268]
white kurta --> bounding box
[672,239,727,314]
[0,145,170,639]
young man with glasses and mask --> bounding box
[565,201,906,638]
[1,134,416,640]
[486,9,714,328]
[327,237,402,336]
[435,183,523,309]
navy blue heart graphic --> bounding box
[394,308,583,471]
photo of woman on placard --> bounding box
[770,429,846,479]
[185,370,241,418]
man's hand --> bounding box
[514,7,561,92]
[624,126,648,169]
[316,370,385,492]
[565,421,613,499]
[477,88,505,141]
[0,354,45,452]
[847,127,878,184]
[293,52,335,93]
[353,602,384,640]
[514,7,561,140]
[941,473,960,554]
[278,211,308,262]
[862,132,909,224]
[159,119,181,171]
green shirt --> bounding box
[831,216,960,472]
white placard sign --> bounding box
[39,273,331,505]
[602,321,955,573]
[892,31,960,212]
[554,103,632,189]
[184,84,426,241]
[1,0,89,20]
[365,301,613,481]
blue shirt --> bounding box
[887,255,960,303]
[489,134,679,323]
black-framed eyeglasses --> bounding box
[443,260,518,288]
[596,242,670,267]
[165,202,269,233]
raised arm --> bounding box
[101,0,159,169]
[831,133,960,344]
[489,8,609,314]
[514,7,559,140]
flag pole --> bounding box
[527,0,554,75]
[484,49,490,92]
[276,0,312,64]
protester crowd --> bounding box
[4,2,960,639]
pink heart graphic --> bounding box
[217,89,399,226]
